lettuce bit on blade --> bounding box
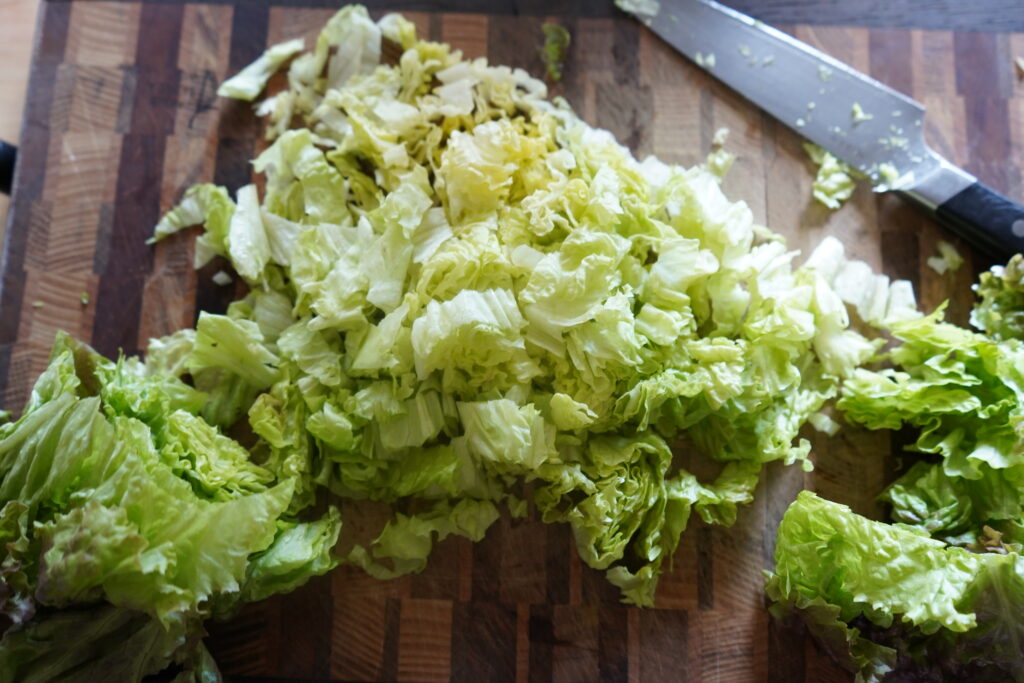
[148,3,912,608]
[766,491,1024,683]
[804,142,856,210]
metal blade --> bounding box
[621,0,974,206]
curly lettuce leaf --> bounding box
[768,491,1024,682]
[971,253,1024,341]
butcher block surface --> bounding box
[3,1,1024,681]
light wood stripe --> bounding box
[65,1,141,67]
[332,596,388,681]
[441,13,488,59]
[397,599,452,683]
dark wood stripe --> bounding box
[954,33,1013,194]
[696,525,713,610]
[206,600,274,675]
[451,601,517,681]
[767,612,805,683]
[954,32,1014,195]
[544,523,570,605]
[428,12,442,42]
[954,32,1011,191]
[36,0,72,65]
[0,1,71,408]
[486,14,543,75]
[868,29,913,94]
[91,3,184,358]
[91,132,167,358]
[194,3,270,324]
[270,576,333,677]
[527,604,554,683]
[411,537,460,600]
[580,561,620,605]
[380,597,400,681]
[639,609,689,682]
[954,30,1011,99]
[877,196,922,289]
[597,606,628,681]
[471,517,504,602]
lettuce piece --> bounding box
[227,184,271,283]
[218,38,305,101]
[187,312,280,391]
[540,23,571,82]
[881,460,1024,547]
[218,506,342,608]
[767,491,1024,682]
[348,498,499,579]
[151,184,235,268]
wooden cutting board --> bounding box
[3,1,1024,681]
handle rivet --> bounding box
[1013,219,1024,238]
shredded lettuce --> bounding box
[148,3,906,609]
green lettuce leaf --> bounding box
[767,491,1024,682]
[971,253,1024,341]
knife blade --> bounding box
[619,0,1024,258]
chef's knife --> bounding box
[618,0,1024,258]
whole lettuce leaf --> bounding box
[0,335,341,679]
[767,491,1024,683]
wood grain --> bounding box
[3,2,1024,682]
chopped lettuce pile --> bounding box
[767,254,1024,681]
[150,4,898,609]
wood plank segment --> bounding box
[65,1,141,67]
[0,0,72,410]
[5,4,1024,681]
[91,1,179,358]
[397,599,453,682]
[442,13,488,60]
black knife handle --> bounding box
[0,141,15,195]
[935,181,1024,259]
